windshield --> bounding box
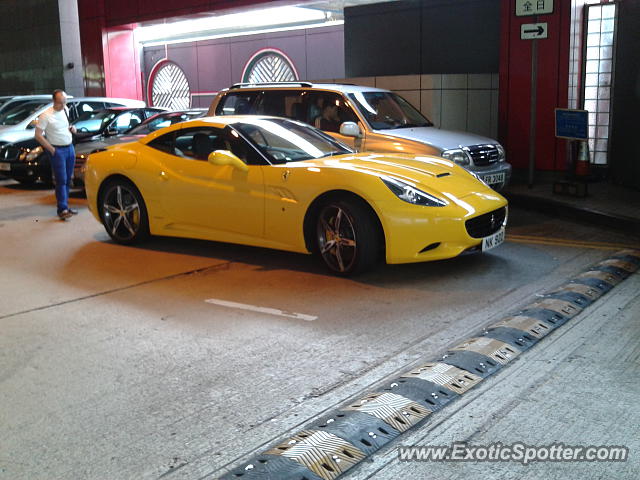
[0,101,49,126]
[233,118,353,163]
[128,111,204,135]
[72,110,116,134]
[348,92,433,130]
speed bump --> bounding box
[343,392,432,432]
[218,249,639,480]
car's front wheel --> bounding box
[315,199,380,276]
[100,179,149,244]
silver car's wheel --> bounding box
[101,180,149,244]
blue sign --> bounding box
[555,108,589,140]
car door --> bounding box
[146,126,265,238]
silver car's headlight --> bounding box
[441,148,470,166]
[496,144,506,161]
[18,146,44,162]
[381,177,447,207]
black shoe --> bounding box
[68,208,79,215]
[58,210,73,220]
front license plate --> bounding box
[482,227,505,251]
[0,162,11,172]
[482,172,506,185]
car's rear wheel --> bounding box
[100,179,149,244]
[315,199,380,276]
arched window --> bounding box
[242,49,298,83]
[148,61,191,109]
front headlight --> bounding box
[441,148,470,166]
[496,144,506,161]
[381,177,447,207]
[18,146,44,162]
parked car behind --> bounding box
[209,82,511,190]
[0,97,146,147]
[0,106,162,185]
[0,95,53,116]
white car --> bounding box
[209,82,512,190]
[0,97,146,146]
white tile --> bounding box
[468,74,492,89]
[442,74,467,89]
[467,90,492,138]
[375,74,420,91]
[421,90,442,127]
[441,90,468,131]
[396,90,420,110]
[421,74,442,90]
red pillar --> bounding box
[499,0,572,174]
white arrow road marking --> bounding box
[205,298,318,321]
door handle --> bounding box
[159,171,169,181]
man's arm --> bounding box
[35,127,55,155]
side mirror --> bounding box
[339,121,361,138]
[106,125,118,136]
[27,120,37,129]
[207,150,248,172]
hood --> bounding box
[303,152,499,200]
[75,135,143,154]
[374,126,499,152]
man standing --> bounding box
[35,89,77,220]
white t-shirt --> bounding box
[37,107,73,146]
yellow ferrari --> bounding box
[85,116,507,275]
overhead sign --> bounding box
[555,108,589,140]
[521,23,548,40]
[516,0,554,17]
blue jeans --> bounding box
[50,145,75,214]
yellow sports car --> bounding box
[85,116,507,275]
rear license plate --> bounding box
[482,172,506,185]
[482,227,505,251]
[0,163,11,172]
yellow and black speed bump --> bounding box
[218,250,639,480]
[306,410,401,456]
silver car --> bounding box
[0,97,146,146]
[209,82,511,190]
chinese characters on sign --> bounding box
[516,0,554,17]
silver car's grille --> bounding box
[466,144,500,166]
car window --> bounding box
[113,111,144,133]
[0,101,48,126]
[128,112,200,135]
[348,91,432,130]
[215,92,259,115]
[233,118,352,163]
[72,110,116,134]
[253,91,307,121]
[148,127,226,161]
[304,92,358,133]
[147,126,266,165]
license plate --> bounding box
[0,163,10,172]
[482,227,505,251]
[482,172,506,185]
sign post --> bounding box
[516,0,553,188]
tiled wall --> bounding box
[315,73,500,140]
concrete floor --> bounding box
[0,180,638,480]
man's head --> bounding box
[52,89,67,110]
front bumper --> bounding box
[467,162,512,191]
[378,191,508,264]
[0,159,52,184]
